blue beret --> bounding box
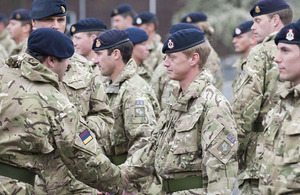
[232,20,253,37]
[70,18,107,36]
[0,14,6,22]
[111,4,132,17]
[9,9,30,21]
[133,12,156,25]
[28,28,74,58]
[250,0,290,17]
[181,12,207,23]
[30,0,67,20]
[92,29,130,51]
[275,22,300,45]
[169,22,202,34]
[162,29,206,54]
[125,27,148,44]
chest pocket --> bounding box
[172,112,202,155]
[283,124,300,164]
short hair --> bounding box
[26,48,63,63]
[107,41,133,64]
[182,40,211,69]
[21,20,33,33]
[194,21,214,39]
[267,7,293,26]
[86,30,105,37]
[120,10,136,20]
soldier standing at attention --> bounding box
[231,20,257,96]
[111,4,135,30]
[231,0,293,194]
[120,28,238,194]
[0,28,128,195]
[93,29,160,194]
[26,0,115,194]
[181,12,223,91]
[259,21,300,194]
[7,9,32,56]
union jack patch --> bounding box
[135,100,144,105]
[227,134,236,143]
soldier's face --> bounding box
[32,16,66,33]
[275,43,300,85]
[232,32,256,54]
[52,58,71,81]
[164,52,191,82]
[132,41,150,65]
[73,32,95,60]
[94,50,116,77]
[7,20,26,43]
[252,15,273,43]
[112,15,131,30]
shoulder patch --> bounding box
[135,100,144,105]
[217,140,232,155]
[227,134,236,143]
[80,129,93,145]
[135,107,145,117]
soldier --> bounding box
[7,9,32,56]
[70,18,106,62]
[133,12,164,73]
[0,14,15,56]
[111,4,135,30]
[125,27,152,84]
[259,21,300,194]
[93,29,160,193]
[230,0,293,194]
[231,20,257,96]
[181,12,223,91]
[27,0,115,194]
[120,28,238,194]
[0,28,128,195]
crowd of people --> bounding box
[0,0,299,194]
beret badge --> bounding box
[114,9,118,15]
[255,6,261,13]
[167,39,174,49]
[61,6,66,14]
[95,39,101,47]
[235,28,241,35]
[16,13,21,20]
[71,26,76,33]
[286,29,295,41]
[136,17,142,25]
[186,16,192,23]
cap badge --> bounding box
[235,28,241,35]
[114,9,119,15]
[286,28,295,41]
[255,6,261,13]
[167,39,174,49]
[71,26,76,33]
[61,6,66,14]
[96,39,101,47]
[186,16,192,23]
[136,17,142,25]
[16,13,21,20]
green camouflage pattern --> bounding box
[143,33,164,72]
[9,39,27,57]
[121,70,238,194]
[231,32,281,192]
[0,29,16,55]
[259,82,300,194]
[231,56,246,97]
[136,62,153,84]
[0,53,126,195]
[0,43,8,67]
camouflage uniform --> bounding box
[137,62,153,84]
[0,43,8,67]
[231,56,246,95]
[122,70,238,194]
[259,82,300,194]
[144,33,164,72]
[0,29,15,55]
[231,32,281,194]
[9,39,27,56]
[0,53,126,195]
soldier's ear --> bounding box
[45,56,55,69]
[190,53,200,67]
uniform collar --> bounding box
[278,81,300,98]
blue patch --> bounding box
[227,134,236,143]
[242,69,246,76]
[135,100,144,105]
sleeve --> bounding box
[51,103,126,195]
[201,104,238,194]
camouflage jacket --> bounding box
[259,82,300,194]
[9,39,27,57]
[231,32,281,182]
[0,43,7,67]
[231,56,246,97]
[104,59,160,157]
[0,53,126,195]
[136,62,153,84]
[143,33,164,72]
[0,29,15,55]
[122,70,238,194]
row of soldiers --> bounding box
[0,0,299,194]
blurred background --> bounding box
[1,0,299,99]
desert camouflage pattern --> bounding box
[122,69,238,194]
[0,29,15,55]
[231,56,246,96]
[259,82,300,194]
[0,53,126,195]
[204,47,223,91]
[231,32,281,194]
[143,33,164,72]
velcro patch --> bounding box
[79,129,93,145]
[135,107,145,117]
[227,134,236,143]
[135,100,144,105]
[217,140,232,155]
